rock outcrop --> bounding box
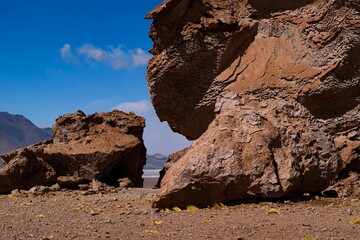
[147,0,360,208]
[0,110,146,193]
[154,147,189,188]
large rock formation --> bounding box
[146,0,360,208]
[0,110,146,193]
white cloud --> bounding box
[112,100,152,116]
[132,48,151,66]
[107,46,129,70]
[60,44,78,63]
[60,43,151,70]
[112,100,191,155]
[77,44,106,62]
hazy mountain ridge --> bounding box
[145,153,167,170]
[0,112,52,167]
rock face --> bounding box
[146,0,360,208]
[334,130,360,177]
[0,110,146,193]
[155,148,189,188]
[0,149,57,193]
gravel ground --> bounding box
[0,186,359,240]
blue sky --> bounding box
[0,0,191,155]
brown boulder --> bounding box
[0,149,57,193]
[153,94,342,208]
[0,110,146,194]
[147,0,360,140]
[155,147,190,188]
[147,0,359,208]
[334,129,360,177]
[57,176,90,189]
[331,172,360,198]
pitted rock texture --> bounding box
[155,147,190,188]
[0,110,146,193]
[334,129,360,177]
[0,149,57,193]
[147,0,359,208]
[154,94,342,208]
[146,0,360,140]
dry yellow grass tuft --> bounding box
[349,218,360,224]
[267,208,280,214]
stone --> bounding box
[155,147,190,188]
[153,95,342,208]
[49,183,61,192]
[90,179,107,193]
[146,0,360,141]
[118,178,135,188]
[28,186,50,196]
[57,176,90,189]
[147,0,360,208]
[334,130,360,177]
[0,110,146,194]
[78,184,90,191]
[0,149,57,193]
[331,172,360,198]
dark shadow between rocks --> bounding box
[300,85,360,120]
[248,0,317,18]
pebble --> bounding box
[90,211,99,216]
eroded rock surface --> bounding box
[154,93,342,208]
[0,110,146,193]
[147,0,360,208]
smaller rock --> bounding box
[57,176,90,189]
[89,179,112,193]
[118,178,134,188]
[10,189,21,196]
[28,186,50,196]
[49,183,61,192]
[331,172,360,198]
[0,149,57,194]
[90,211,99,216]
[79,184,90,191]
[83,190,97,196]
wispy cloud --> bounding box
[60,44,78,63]
[112,100,152,116]
[78,44,106,62]
[112,100,191,155]
[132,48,151,66]
[60,43,151,70]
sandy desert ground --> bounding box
[0,177,359,240]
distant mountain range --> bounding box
[0,112,168,170]
[145,153,168,170]
[0,112,52,168]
